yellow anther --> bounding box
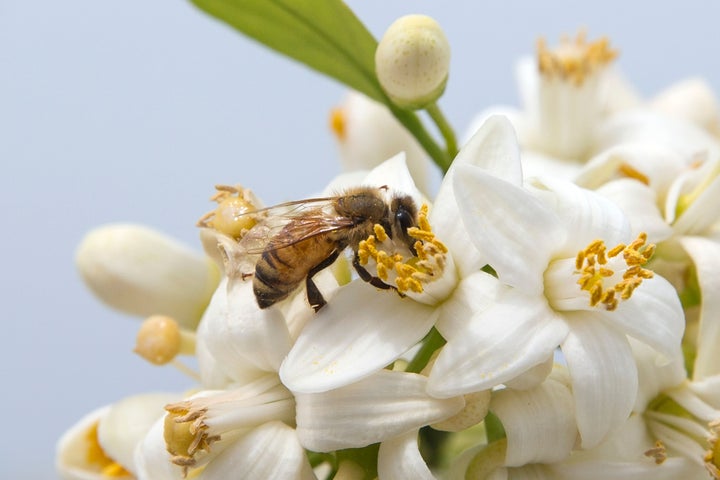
[376,263,389,281]
[85,421,132,477]
[374,224,388,242]
[618,163,650,185]
[644,440,667,465]
[537,31,618,86]
[575,233,654,310]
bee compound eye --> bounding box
[395,208,415,234]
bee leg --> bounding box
[306,249,342,312]
[352,253,405,297]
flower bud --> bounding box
[375,14,450,110]
[76,224,221,329]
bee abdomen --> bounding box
[253,249,306,309]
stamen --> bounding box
[618,163,650,185]
[197,185,258,240]
[705,419,720,479]
[357,204,447,294]
[574,233,655,311]
[537,31,618,86]
[644,440,667,465]
[164,402,218,475]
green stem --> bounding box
[406,327,446,374]
[425,102,458,164]
[390,106,452,173]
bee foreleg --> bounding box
[306,249,342,312]
[352,253,405,297]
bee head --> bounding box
[390,195,419,255]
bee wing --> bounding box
[236,197,354,254]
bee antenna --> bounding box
[379,185,389,191]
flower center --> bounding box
[537,31,617,86]
[574,233,655,311]
[84,421,132,477]
[198,184,258,240]
[357,204,448,294]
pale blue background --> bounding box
[2,1,718,477]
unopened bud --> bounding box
[375,15,450,110]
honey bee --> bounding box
[237,186,419,312]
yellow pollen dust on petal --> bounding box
[329,106,347,141]
[706,419,720,479]
[575,232,655,311]
[84,421,132,478]
[197,185,258,240]
[618,163,651,185]
[356,204,447,294]
[537,31,618,86]
[164,402,219,477]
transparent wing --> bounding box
[236,197,355,254]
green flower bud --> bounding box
[375,15,450,110]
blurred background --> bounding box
[2,1,718,477]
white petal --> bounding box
[98,393,179,476]
[595,179,673,241]
[630,338,686,412]
[198,277,291,381]
[361,152,424,206]
[56,405,113,480]
[427,293,568,397]
[280,281,437,393]
[199,422,315,480]
[650,77,720,133]
[604,273,684,362]
[453,164,565,293]
[529,176,631,256]
[594,110,720,160]
[75,224,220,329]
[378,431,435,480]
[435,271,502,340]
[295,370,463,452]
[134,418,186,480]
[672,173,720,236]
[334,91,431,195]
[689,375,720,409]
[491,375,577,466]
[549,457,701,480]
[561,316,638,448]
[431,115,523,277]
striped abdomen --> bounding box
[253,233,337,309]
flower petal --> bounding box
[75,224,220,329]
[199,422,314,480]
[280,280,438,393]
[672,170,720,236]
[98,393,179,476]
[427,293,568,397]
[56,405,113,480]
[453,164,565,292]
[529,176,631,256]
[378,430,435,480]
[435,271,502,340]
[198,277,292,381]
[561,316,638,448]
[490,372,577,466]
[603,273,684,363]
[134,418,186,480]
[295,370,463,452]
[361,152,424,206]
[431,116,522,276]
[595,179,673,242]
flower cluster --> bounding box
[57,6,720,480]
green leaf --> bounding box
[190,0,385,102]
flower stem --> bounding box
[406,327,446,374]
[425,102,458,165]
[390,105,452,172]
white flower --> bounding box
[426,130,684,448]
[329,91,432,194]
[76,224,221,329]
[56,393,178,479]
